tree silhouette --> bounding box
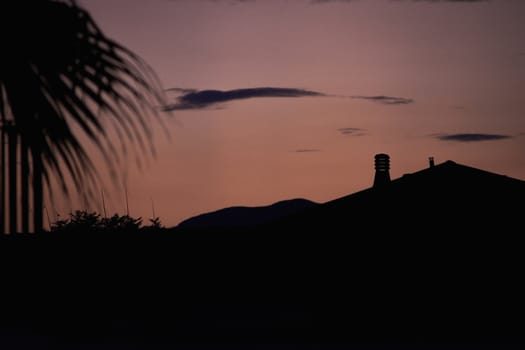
[49,210,163,233]
[0,1,167,233]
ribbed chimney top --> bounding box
[373,153,391,187]
[374,153,390,171]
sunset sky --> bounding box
[48,0,525,228]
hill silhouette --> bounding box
[177,198,319,230]
[1,157,524,349]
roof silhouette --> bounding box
[275,159,525,234]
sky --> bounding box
[46,0,525,228]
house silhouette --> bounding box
[282,154,525,234]
[266,155,525,345]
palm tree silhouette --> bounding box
[0,1,167,233]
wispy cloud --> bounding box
[315,0,487,3]
[294,149,322,153]
[164,86,414,111]
[350,95,414,105]
[338,127,367,136]
[170,0,487,4]
[409,0,488,2]
[310,0,357,3]
[164,87,324,111]
[167,87,197,94]
[169,0,255,3]
[434,133,512,142]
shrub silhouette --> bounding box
[50,210,163,233]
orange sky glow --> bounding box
[45,0,525,228]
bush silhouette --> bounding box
[50,210,164,233]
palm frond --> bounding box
[0,0,168,203]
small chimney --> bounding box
[429,156,435,168]
[373,153,391,187]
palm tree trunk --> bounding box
[8,124,17,234]
[32,144,43,233]
[21,137,29,234]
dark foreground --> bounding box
[1,220,523,350]
[2,160,525,349]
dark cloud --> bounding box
[164,87,324,111]
[435,133,512,142]
[169,0,254,3]
[315,0,487,3]
[350,95,414,105]
[310,0,356,3]
[171,0,487,4]
[410,0,488,2]
[164,86,413,111]
[166,87,197,94]
[294,149,322,153]
[338,127,367,136]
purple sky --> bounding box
[47,0,525,228]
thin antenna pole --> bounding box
[101,189,107,218]
[151,196,156,219]
[44,205,51,231]
[82,195,88,213]
[46,193,56,230]
[124,183,130,216]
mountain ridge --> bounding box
[176,197,319,230]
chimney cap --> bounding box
[373,153,391,187]
[375,153,390,159]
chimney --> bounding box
[429,157,435,168]
[373,153,391,187]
